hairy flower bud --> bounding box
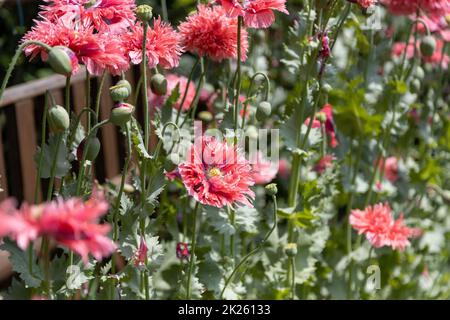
[110,102,134,126]
[265,183,278,196]
[150,74,167,96]
[47,46,77,75]
[256,101,272,121]
[284,243,298,257]
[198,111,213,123]
[77,137,101,162]
[420,36,436,57]
[48,105,70,133]
[136,5,153,23]
[110,80,131,102]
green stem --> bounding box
[46,134,63,201]
[220,195,278,299]
[95,71,107,121]
[228,206,236,263]
[0,40,52,103]
[85,69,91,132]
[175,57,200,125]
[186,201,200,300]
[290,257,296,300]
[142,22,150,151]
[233,16,243,145]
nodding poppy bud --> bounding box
[110,80,131,102]
[256,101,272,121]
[410,78,421,93]
[110,102,134,126]
[150,74,167,96]
[265,183,278,196]
[284,243,298,257]
[47,46,77,75]
[420,36,436,57]
[198,111,213,123]
[48,105,70,133]
[77,137,101,162]
[136,5,153,23]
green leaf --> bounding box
[161,83,180,124]
[130,118,153,160]
[0,240,43,288]
[34,134,71,179]
[277,207,316,228]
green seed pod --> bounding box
[420,36,436,57]
[77,137,101,162]
[150,74,168,96]
[414,66,425,80]
[48,105,70,133]
[110,81,131,102]
[246,125,259,140]
[198,111,213,123]
[110,103,134,126]
[322,83,333,94]
[47,46,75,75]
[284,243,298,257]
[256,101,272,122]
[265,183,278,196]
[136,5,153,23]
[410,78,421,94]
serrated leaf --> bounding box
[161,83,180,124]
[34,134,71,179]
[0,240,43,288]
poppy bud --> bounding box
[256,101,272,121]
[420,36,436,57]
[47,46,77,75]
[198,111,213,123]
[110,80,131,102]
[48,105,70,133]
[246,125,258,140]
[265,183,278,196]
[150,74,167,96]
[136,5,153,23]
[284,243,298,257]
[410,78,421,93]
[110,102,134,126]
[414,66,425,80]
[77,137,101,162]
[322,83,333,93]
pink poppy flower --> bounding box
[178,5,249,62]
[354,0,377,8]
[178,136,255,208]
[250,151,278,185]
[377,156,399,183]
[218,0,289,29]
[0,192,116,264]
[278,158,291,179]
[22,19,129,76]
[124,18,183,69]
[350,203,419,250]
[314,154,335,174]
[304,103,338,148]
[41,0,136,33]
[149,74,196,111]
[414,14,450,42]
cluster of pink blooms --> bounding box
[0,191,116,263]
[382,0,450,16]
[178,5,249,62]
[22,0,183,75]
[377,156,399,183]
[177,136,256,208]
[149,74,197,111]
[218,0,289,29]
[304,103,339,148]
[354,0,377,9]
[350,203,420,250]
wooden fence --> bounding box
[0,68,137,203]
